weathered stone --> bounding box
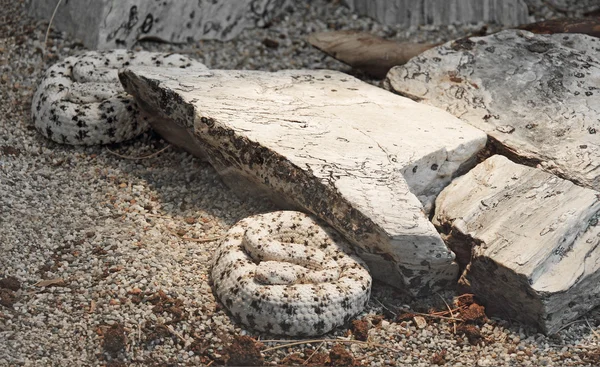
[386,30,600,191]
[119,67,487,295]
[539,0,600,13]
[343,0,529,27]
[434,155,600,334]
[28,0,289,49]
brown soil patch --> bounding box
[0,289,16,308]
[224,335,264,366]
[103,323,127,355]
[0,276,21,291]
[351,318,370,341]
[329,344,355,366]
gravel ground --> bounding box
[1,0,599,366]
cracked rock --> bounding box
[434,155,600,334]
[28,0,291,49]
[386,29,600,191]
[119,67,487,295]
[343,0,529,27]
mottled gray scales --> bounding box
[31,50,206,145]
[211,211,372,336]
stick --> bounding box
[44,0,63,54]
[373,297,397,317]
[303,341,325,365]
[437,292,457,334]
[106,145,171,160]
[556,319,587,333]
[261,338,401,353]
[585,317,600,340]
[396,307,464,322]
[166,227,222,243]
[377,298,463,322]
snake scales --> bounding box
[211,211,371,336]
[31,49,206,145]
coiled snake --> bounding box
[211,211,371,336]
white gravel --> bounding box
[1,1,599,366]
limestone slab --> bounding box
[119,67,487,295]
[28,0,289,49]
[343,0,529,27]
[386,30,600,191]
[434,155,600,334]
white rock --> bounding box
[119,66,487,295]
[434,155,600,334]
[343,0,529,27]
[28,0,290,49]
[386,30,600,191]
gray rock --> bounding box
[434,155,600,334]
[28,0,289,49]
[343,0,529,27]
[386,30,600,191]
[119,66,488,295]
[540,0,600,13]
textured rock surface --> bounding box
[434,155,600,334]
[541,0,600,12]
[386,30,600,191]
[119,66,487,295]
[343,0,529,27]
[28,0,289,49]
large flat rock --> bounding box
[434,155,600,334]
[119,67,487,295]
[343,0,529,27]
[29,0,289,49]
[386,30,600,191]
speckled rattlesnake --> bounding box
[31,49,207,145]
[32,51,372,336]
[211,211,371,336]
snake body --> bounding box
[31,50,206,145]
[211,211,372,336]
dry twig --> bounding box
[303,341,325,365]
[106,145,171,160]
[44,0,63,53]
[437,292,457,334]
[373,297,397,317]
[556,319,587,333]
[166,227,222,243]
[585,317,600,340]
[260,338,401,354]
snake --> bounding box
[31,50,207,145]
[211,211,372,336]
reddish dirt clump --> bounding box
[351,318,370,341]
[281,349,329,366]
[329,344,356,366]
[0,276,21,291]
[147,289,185,322]
[0,288,16,308]
[431,349,447,365]
[456,324,483,345]
[461,303,487,324]
[224,335,264,366]
[103,323,127,355]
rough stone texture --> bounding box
[434,155,600,334]
[119,66,488,295]
[343,0,530,27]
[386,30,600,191]
[28,0,290,49]
[540,0,600,12]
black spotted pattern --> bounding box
[211,211,372,336]
[31,50,206,145]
